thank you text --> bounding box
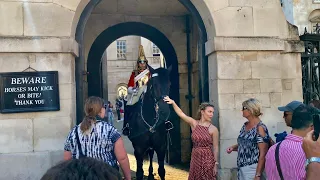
[0,71,60,113]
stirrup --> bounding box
[165,121,174,131]
[122,123,130,136]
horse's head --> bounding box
[147,65,172,101]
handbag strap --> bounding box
[275,141,284,180]
[75,126,85,158]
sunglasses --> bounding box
[242,106,248,111]
[138,60,146,64]
[284,112,292,117]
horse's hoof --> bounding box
[147,175,154,180]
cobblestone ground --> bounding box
[127,154,189,180]
[113,118,189,180]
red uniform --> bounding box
[127,70,151,88]
[127,71,136,88]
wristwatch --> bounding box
[305,157,320,170]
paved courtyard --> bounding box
[112,118,189,180]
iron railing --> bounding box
[300,24,320,104]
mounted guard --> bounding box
[122,45,151,136]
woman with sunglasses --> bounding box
[226,98,271,180]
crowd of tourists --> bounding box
[105,97,126,126]
[39,46,320,179]
[38,95,320,180]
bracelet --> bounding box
[215,162,219,165]
[255,173,261,177]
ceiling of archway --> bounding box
[93,0,188,16]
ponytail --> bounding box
[80,96,104,133]
[80,116,96,132]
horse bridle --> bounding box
[140,73,170,133]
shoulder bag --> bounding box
[75,126,85,158]
[275,141,284,180]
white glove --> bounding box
[128,87,137,94]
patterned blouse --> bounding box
[64,120,121,168]
[237,121,270,168]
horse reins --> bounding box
[139,71,174,155]
[140,73,170,133]
[140,95,161,133]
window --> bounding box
[152,43,160,56]
[117,40,126,59]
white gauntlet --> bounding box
[128,87,136,94]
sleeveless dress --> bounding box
[188,124,216,180]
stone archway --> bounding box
[86,21,181,164]
[86,22,179,98]
[73,0,212,165]
[73,0,212,125]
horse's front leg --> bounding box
[148,148,155,180]
[134,149,144,180]
[155,147,166,180]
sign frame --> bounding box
[0,71,60,113]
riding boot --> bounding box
[122,123,130,136]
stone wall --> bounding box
[0,2,78,179]
[202,0,304,179]
[0,38,77,179]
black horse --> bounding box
[124,65,172,180]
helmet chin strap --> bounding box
[138,65,147,72]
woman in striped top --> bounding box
[63,96,131,180]
[226,98,271,180]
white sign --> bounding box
[314,0,320,3]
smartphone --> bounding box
[313,114,320,141]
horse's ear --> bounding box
[167,65,172,75]
[148,65,155,74]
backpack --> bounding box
[274,131,288,143]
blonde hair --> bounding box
[196,102,214,120]
[242,98,262,117]
[80,96,104,132]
